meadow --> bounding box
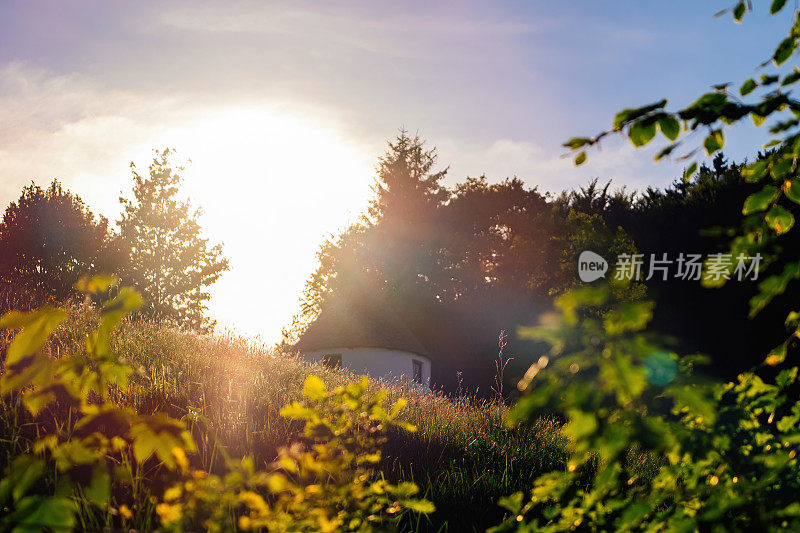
[0,302,570,531]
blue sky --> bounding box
[0,1,791,340]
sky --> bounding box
[0,1,790,342]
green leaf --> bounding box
[751,261,800,316]
[613,100,666,129]
[88,287,143,357]
[497,492,524,514]
[600,354,648,404]
[564,409,598,440]
[23,385,60,416]
[772,0,789,14]
[783,68,800,86]
[618,502,650,529]
[604,301,654,335]
[655,142,679,161]
[742,160,768,183]
[0,308,67,366]
[773,158,793,179]
[74,275,119,294]
[564,137,591,149]
[774,37,796,65]
[9,496,76,530]
[629,120,657,147]
[669,385,716,425]
[129,414,189,469]
[0,455,44,502]
[733,1,746,22]
[683,162,698,182]
[302,375,328,401]
[84,466,111,506]
[766,205,795,235]
[658,115,680,141]
[777,367,798,388]
[740,78,757,96]
[743,185,779,214]
[766,343,788,366]
[703,130,725,155]
[574,152,586,166]
[784,179,800,203]
[402,498,436,514]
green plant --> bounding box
[118,149,229,332]
[493,280,800,531]
[494,3,800,531]
[0,275,193,531]
[0,278,432,532]
[158,374,434,532]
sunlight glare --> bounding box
[143,105,375,342]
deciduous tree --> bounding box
[118,149,228,332]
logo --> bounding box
[578,250,608,282]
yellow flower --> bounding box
[118,505,133,520]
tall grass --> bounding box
[2,303,569,531]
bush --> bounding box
[0,277,431,532]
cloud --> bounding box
[0,62,381,342]
[0,62,207,213]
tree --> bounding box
[495,4,800,531]
[444,176,559,299]
[0,180,117,309]
[118,149,228,332]
[366,129,449,300]
[288,131,449,340]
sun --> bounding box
[142,105,375,342]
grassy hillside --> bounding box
[1,302,568,531]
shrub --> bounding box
[0,276,431,532]
[159,375,433,532]
[491,284,800,531]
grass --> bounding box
[1,302,570,531]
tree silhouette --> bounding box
[366,130,449,302]
[118,149,228,332]
[0,180,117,310]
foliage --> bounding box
[558,209,644,302]
[0,180,119,309]
[494,281,800,531]
[158,375,433,532]
[0,275,193,531]
[289,132,566,392]
[0,279,431,531]
[118,148,229,332]
[102,310,567,531]
[369,128,449,223]
[562,0,800,326]
[493,3,800,531]
[291,130,449,337]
